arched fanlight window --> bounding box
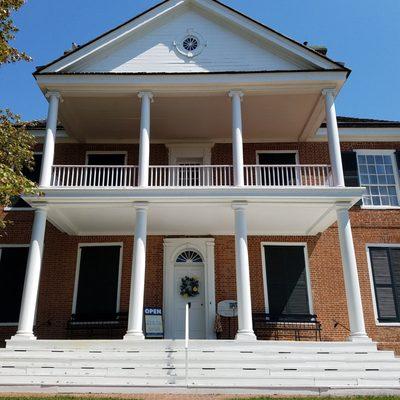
[176,250,203,264]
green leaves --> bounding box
[0,109,37,211]
[0,0,31,64]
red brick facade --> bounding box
[1,141,400,353]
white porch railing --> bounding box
[50,164,333,188]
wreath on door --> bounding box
[180,276,200,298]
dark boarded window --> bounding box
[75,246,121,319]
[369,247,400,323]
[0,247,29,323]
[12,153,43,208]
[264,245,310,316]
[258,153,297,186]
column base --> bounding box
[9,332,37,342]
[347,332,372,343]
[235,330,257,341]
[124,331,145,341]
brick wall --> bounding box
[1,141,400,352]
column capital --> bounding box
[322,88,336,97]
[133,201,149,211]
[229,90,244,100]
[45,91,62,101]
[232,201,248,211]
[335,201,352,212]
[138,91,154,102]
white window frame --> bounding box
[366,243,400,327]
[85,151,128,165]
[260,242,314,315]
[355,149,400,210]
[72,243,123,317]
[0,244,30,326]
[4,151,43,212]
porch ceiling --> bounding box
[58,91,322,142]
[27,187,364,236]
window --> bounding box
[257,152,298,186]
[0,247,29,323]
[74,245,121,319]
[357,152,399,207]
[85,152,127,187]
[86,153,126,166]
[369,247,400,323]
[263,245,311,317]
[11,153,43,208]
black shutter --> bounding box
[342,151,363,206]
[395,151,400,176]
[370,247,399,322]
[264,245,310,317]
[0,247,29,323]
[341,151,359,187]
[75,246,120,319]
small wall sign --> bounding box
[144,307,164,338]
[217,300,238,317]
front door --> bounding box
[172,250,206,339]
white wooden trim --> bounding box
[72,242,123,314]
[260,242,313,314]
[354,149,396,155]
[85,151,128,165]
[163,238,216,339]
[365,243,400,327]
[0,245,30,326]
[166,143,213,165]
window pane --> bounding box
[357,153,399,207]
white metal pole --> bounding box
[229,90,245,187]
[336,204,371,342]
[39,91,61,187]
[322,89,345,187]
[124,203,148,340]
[11,208,48,341]
[138,92,153,188]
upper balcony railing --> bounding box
[50,164,334,189]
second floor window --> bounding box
[357,152,399,207]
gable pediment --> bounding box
[37,0,345,75]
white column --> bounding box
[322,89,345,187]
[336,204,371,342]
[39,91,61,187]
[229,90,245,187]
[124,203,149,340]
[138,92,153,188]
[11,208,48,341]
[232,202,256,341]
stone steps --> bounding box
[0,340,398,392]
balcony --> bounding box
[50,164,334,189]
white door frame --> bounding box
[163,238,216,339]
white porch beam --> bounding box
[138,92,153,188]
[232,201,256,341]
[124,202,149,340]
[229,90,245,187]
[39,91,61,187]
[10,207,48,341]
[322,89,345,187]
[336,204,371,342]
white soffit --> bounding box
[313,127,400,142]
[36,0,345,75]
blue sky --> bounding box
[0,0,399,122]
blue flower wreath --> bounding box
[180,276,200,298]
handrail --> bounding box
[50,164,334,188]
[185,302,190,387]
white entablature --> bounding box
[36,0,346,75]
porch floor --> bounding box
[1,339,399,394]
